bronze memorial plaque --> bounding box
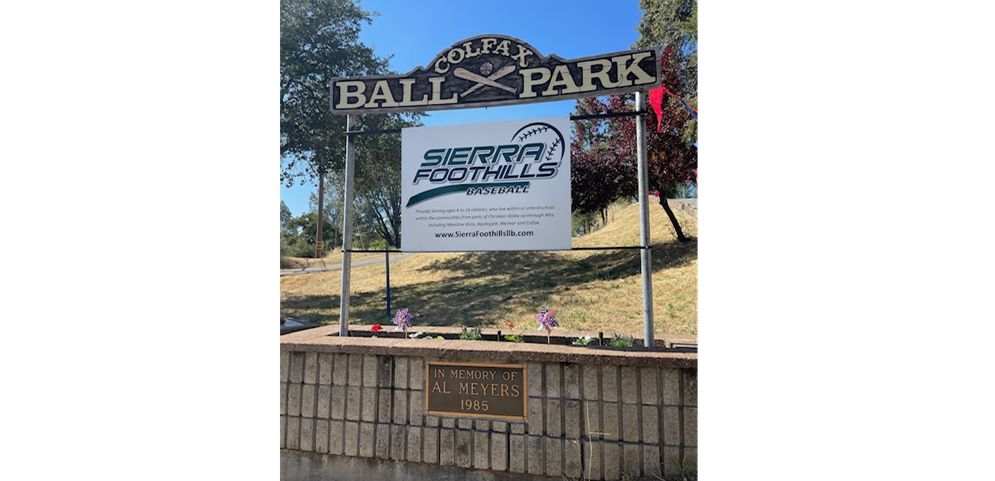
[425,361,526,420]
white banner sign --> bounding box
[401,117,572,252]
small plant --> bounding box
[503,321,524,342]
[460,325,483,341]
[608,332,636,347]
[534,306,558,344]
[669,458,696,481]
[572,335,594,346]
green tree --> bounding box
[280,200,293,230]
[280,0,389,186]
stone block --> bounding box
[640,367,658,405]
[602,402,620,440]
[643,445,662,478]
[684,407,697,446]
[280,351,289,383]
[348,354,363,386]
[280,416,287,449]
[378,355,393,388]
[526,435,543,475]
[287,384,301,417]
[393,390,408,424]
[563,363,580,399]
[316,386,331,419]
[455,428,472,468]
[330,386,345,420]
[620,366,638,404]
[332,354,348,386]
[474,419,489,431]
[582,400,602,439]
[439,428,455,466]
[457,418,472,430]
[621,403,639,442]
[345,386,361,421]
[527,397,543,435]
[545,363,561,398]
[602,365,619,402]
[280,383,288,416]
[318,353,333,385]
[363,355,377,387]
[527,363,542,397]
[409,357,424,390]
[662,446,681,477]
[425,414,439,427]
[546,398,562,437]
[603,442,620,481]
[361,387,376,421]
[359,422,375,458]
[390,424,405,461]
[662,369,680,405]
[582,440,602,481]
[663,406,681,446]
[441,417,456,429]
[473,430,489,469]
[564,438,582,479]
[289,352,304,384]
[582,364,600,401]
[423,426,439,464]
[642,405,659,444]
[491,420,507,432]
[510,421,525,434]
[565,399,581,439]
[286,417,300,450]
[682,370,697,407]
[394,356,409,389]
[377,389,392,423]
[301,385,316,418]
[407,426,422,462]
[375,424,390,459]
[622,443,641,479]
[315,420,329,453]
[544,437,562,477]
[329,420,344,455]
[304,352,318,385]
[409,390,424,425]
[298,419,313,451]
[490,431,507,471]
[343,421,359,456]
[509,434,526,473]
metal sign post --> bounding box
[635,92,655,347]
[339,114,356,337]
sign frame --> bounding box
[330,34,661,114]
[424,361,527,421]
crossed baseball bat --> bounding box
[454,65,517,97]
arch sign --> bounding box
[330,35,661,252]
[330,34,661,113]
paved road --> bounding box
[280,253,414,276]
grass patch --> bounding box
[280,199,697,336]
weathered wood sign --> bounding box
[425,361,527,420]
[330,34,660,114]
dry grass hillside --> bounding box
[280,198,697,336]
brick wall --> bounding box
[281,346,696,480]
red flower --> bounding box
[371,324,383,332]
[505,321,514,329]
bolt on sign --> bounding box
[330,34,660,114]
[425,362,526,420]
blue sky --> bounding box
[281,0,647,216]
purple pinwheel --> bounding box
[393,308,413,336]
[534,306,558,342]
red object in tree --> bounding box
[649,85,666,132]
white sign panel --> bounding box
[401,117,572,252]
